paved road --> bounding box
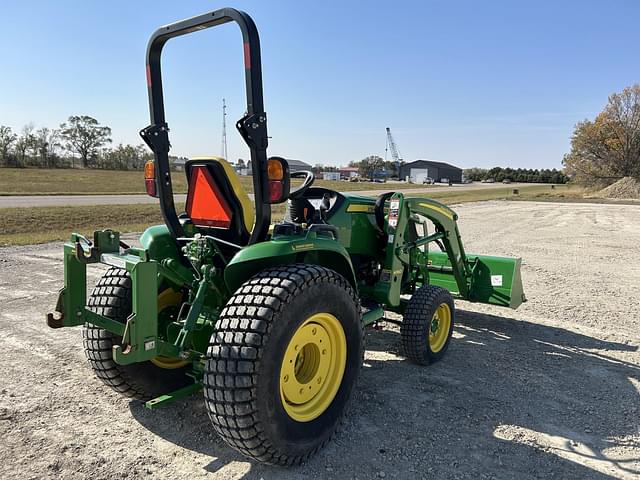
[1,194,188,208]
[0,182,525,208]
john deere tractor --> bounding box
[47,8,525,465]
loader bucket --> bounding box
[426,252,526,309]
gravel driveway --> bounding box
[0,201,638,479]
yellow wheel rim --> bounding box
[279,313,347,422]
[150,289,189,370]
[428,303,451,353]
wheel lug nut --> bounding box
[299,388,304,395]
[283,375,289,383]
[312,328,316,335]
[322,349,327,355]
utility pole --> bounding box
[221,98,228,160]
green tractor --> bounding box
[47,8,525,465]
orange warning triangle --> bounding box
[186,166,232,228]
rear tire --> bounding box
[82,267,191,401]
[401,285,455,365]
[204,264,363,465]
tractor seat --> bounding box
[183,157,254,245]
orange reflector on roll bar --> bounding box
[267,158,284,180]
[144,160,155,179]
[144,160,157,197]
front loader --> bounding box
[47,7,525,465]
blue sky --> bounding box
[1,0,638,169]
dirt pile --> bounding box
[598,176,640,199]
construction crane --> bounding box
[385,127,402,178]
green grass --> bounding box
[0,168,170,195]
[0,167,431,195]
[0,184,584,246]
[0,204,165,246]
[407,183,585,203]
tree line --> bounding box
[0,115,170,170]
[7,83,636,185]
[319,157,568,184]
[463,167,568,183]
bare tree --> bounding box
[59,115,112,168]
[35,128,61,168]
[100,143,152,170]
[0,126,17,166]
[14,123,35,168]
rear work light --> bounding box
[266,157,290,204]
[144,160,157,197]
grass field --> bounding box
[405,183,585,203]
[0,167,433,195]
[0,184,584,246]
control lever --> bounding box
[319,193,331,222]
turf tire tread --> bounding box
[204,264,362,466]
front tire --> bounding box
[204,264,363,465]
[401,285,455,365]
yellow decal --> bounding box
[292,243,314,251]
[418,203,454,220]
[346,204,375,214]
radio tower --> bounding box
[221,98,228,160]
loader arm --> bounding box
[374,193,469,306]
[372,193,524,309]
[404,197,471,298]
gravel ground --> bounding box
[0,201,638,479]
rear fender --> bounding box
[224,237,357,294]
[140,225,195,288]
[140,224,181,261]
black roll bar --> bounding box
[140,8,271,244]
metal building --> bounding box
[399,160,462,183]
[286,159,314,173]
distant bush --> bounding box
[463,167,568,184]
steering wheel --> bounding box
[288,170,315,199]
[374,191,395,234]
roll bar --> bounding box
[140,8,271,244]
